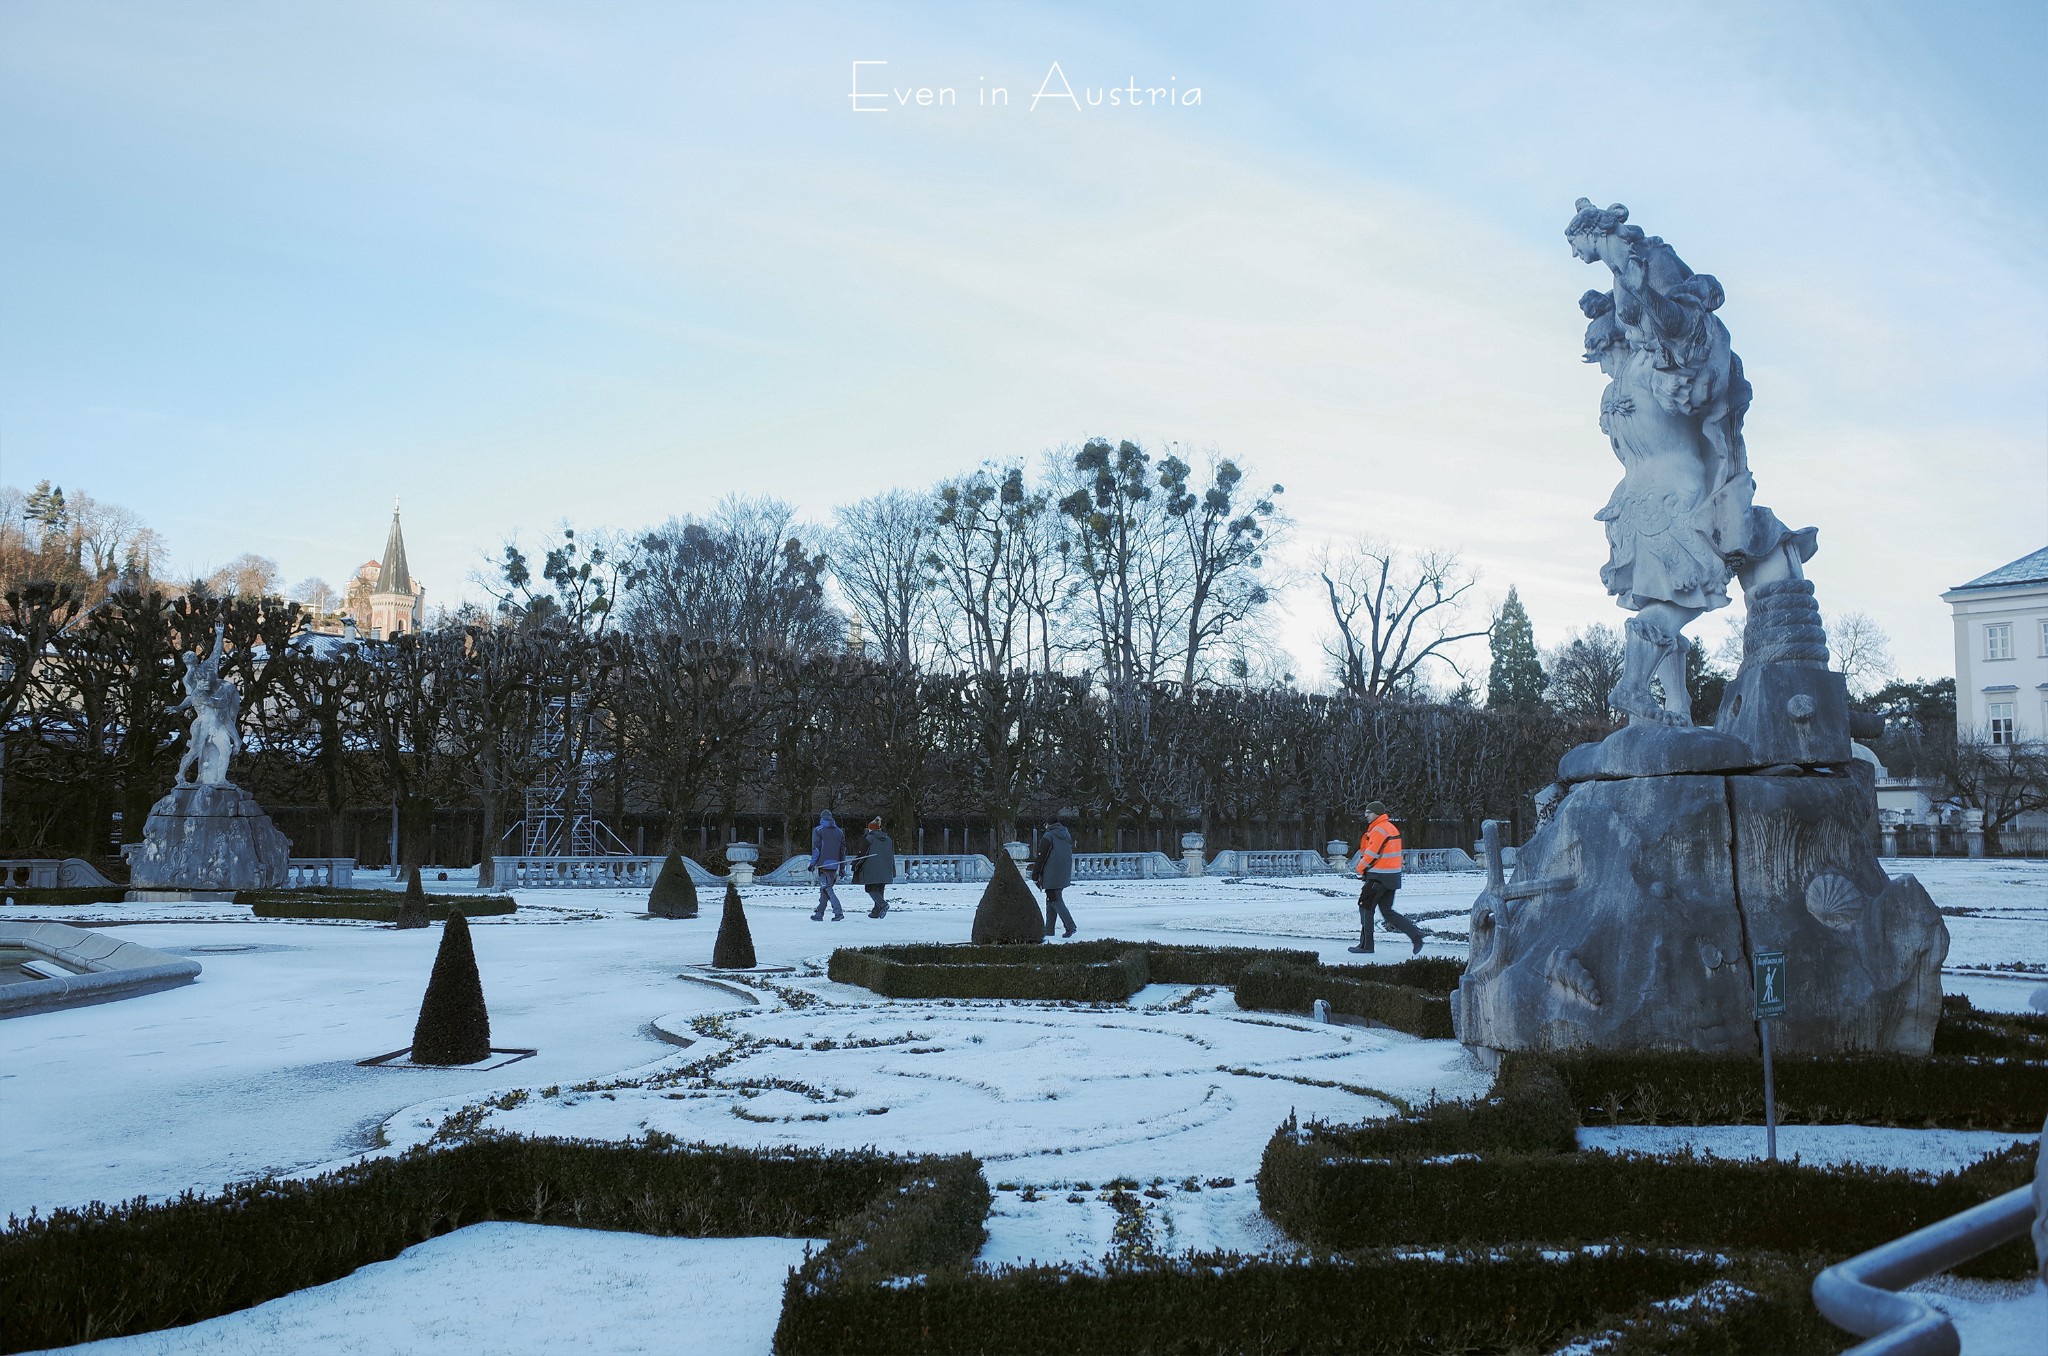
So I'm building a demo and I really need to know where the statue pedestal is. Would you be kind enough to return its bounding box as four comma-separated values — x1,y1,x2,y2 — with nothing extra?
1457,721,1947,1058
124,784,291,892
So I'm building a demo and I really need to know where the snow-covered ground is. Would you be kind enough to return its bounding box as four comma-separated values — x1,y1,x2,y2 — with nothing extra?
1575,1125,2037,1176
5,857,2043,1354
55,1225,815,1356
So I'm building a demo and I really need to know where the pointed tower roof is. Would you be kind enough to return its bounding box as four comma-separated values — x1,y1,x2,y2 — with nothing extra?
377,500,413,595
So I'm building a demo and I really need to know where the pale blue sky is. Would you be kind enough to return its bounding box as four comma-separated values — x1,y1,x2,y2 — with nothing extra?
2,0,2042,681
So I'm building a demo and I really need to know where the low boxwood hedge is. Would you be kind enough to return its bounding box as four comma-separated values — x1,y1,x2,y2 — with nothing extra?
827,942,1321,1003
243,893,516,922
0,1134,940,1353
779,1243,1739,1356
1931,993,2048,1060
1234,961,1456,1038
1535,1043,2048,1132
1,886,130,906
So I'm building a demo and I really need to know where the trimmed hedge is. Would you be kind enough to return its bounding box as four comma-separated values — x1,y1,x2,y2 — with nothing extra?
0,887,129,906
827,942,1323,1003
1535,1046,2048,1132
1234,961,1455,1038
779,1244,1730,1356
1260,1132,2036,1278
0,1135,939,1353
1299,1057,1579,1160
830,942,1150,1002
246,896,516,922
1932,993,2048,1060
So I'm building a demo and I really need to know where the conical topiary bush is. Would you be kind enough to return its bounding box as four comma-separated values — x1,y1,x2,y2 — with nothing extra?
711,881,756,969
971,850,1045,945
395,865,430,930
411,910,491,1065
648,849,699,918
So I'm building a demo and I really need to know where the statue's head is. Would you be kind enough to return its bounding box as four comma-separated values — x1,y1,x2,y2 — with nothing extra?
1566,199,1641,261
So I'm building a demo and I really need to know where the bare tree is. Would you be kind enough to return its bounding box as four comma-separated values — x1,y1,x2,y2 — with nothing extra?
205,553,282,599
1545,624,1627,725
628,497,839,656
291,577,340,617
1160,448,1283,689
829,489,934,667
1318,539,1487,699
1827,610,1896,699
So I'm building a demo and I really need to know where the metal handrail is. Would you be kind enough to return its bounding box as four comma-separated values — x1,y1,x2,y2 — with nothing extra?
1812,1184,2035,1355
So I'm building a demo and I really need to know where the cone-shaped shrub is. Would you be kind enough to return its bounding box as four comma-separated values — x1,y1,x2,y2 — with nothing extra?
394,865,430,930
711,882,756,969
410,911,492,1065
648,849,699,918
971,850,1045,945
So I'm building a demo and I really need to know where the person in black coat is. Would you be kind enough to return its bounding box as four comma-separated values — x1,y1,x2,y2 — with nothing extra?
854,817,897,918
1030,822,1076,938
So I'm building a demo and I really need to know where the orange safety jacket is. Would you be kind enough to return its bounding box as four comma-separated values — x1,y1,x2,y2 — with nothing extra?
1356,815,1403,876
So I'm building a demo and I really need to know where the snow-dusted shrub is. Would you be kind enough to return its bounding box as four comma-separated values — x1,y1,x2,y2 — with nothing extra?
394,866,430,930
1257,1114,2037,1276
1542,1043,2047,1132
778,1243,1730,1356
246,895,515,922
830,941,1149,1002
1931,993,2048,1059
0,1136,945,1352
647,849,698,919
711,881,755,969
969,850,1044,945
410,911,491,1065
1234,961,1455,1038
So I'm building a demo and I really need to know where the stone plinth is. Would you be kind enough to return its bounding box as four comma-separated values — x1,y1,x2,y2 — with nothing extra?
1457,761,1947,1057
125,784,290,891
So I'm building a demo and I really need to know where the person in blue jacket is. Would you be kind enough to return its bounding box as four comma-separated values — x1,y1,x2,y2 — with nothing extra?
810,810,846,921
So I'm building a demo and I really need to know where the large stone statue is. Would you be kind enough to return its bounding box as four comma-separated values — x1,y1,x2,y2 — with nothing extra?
172,624,242,786
1454,201,1947,1059
125,624,289,896
1566,199,1816,726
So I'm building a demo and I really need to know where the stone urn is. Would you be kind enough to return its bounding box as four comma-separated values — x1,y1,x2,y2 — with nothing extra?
1180,832,1205,878
725,841,759,887
1326,839,1351,871
1003,841,1031,867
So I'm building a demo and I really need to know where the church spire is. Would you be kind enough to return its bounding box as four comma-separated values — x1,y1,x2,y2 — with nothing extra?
378,498,413,596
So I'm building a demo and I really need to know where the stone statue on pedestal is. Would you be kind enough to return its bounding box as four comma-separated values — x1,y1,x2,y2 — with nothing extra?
124,624,290,895
1453,202,1948,1059
172,624,242,786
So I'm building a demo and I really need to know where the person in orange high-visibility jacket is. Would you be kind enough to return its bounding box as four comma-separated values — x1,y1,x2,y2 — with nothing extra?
1350,800,1425,955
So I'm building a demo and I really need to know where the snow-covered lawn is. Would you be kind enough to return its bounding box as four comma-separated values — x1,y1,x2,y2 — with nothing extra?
4,857,2042,1354
1574,1125,2037,1177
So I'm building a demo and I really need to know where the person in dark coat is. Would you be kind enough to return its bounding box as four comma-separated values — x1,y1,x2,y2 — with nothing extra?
810,810,846,921
854,817,897,918
1030,821,1077,938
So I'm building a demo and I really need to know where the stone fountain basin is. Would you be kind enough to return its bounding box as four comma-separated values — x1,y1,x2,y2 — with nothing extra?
0,921,200,1016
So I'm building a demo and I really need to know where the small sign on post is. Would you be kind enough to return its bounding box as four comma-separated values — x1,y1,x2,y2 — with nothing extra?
1753,949,1787,1161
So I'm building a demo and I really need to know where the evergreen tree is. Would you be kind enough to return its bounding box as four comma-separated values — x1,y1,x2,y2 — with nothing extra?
1685,638,1730,725
1486,587,1547,711
647,849,699,918
970,850,1045,945
711,881,756,969
395,865,431,930
411,911,491,1065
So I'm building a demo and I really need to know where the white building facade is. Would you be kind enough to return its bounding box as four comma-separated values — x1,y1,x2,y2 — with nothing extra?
1942,545,2048,747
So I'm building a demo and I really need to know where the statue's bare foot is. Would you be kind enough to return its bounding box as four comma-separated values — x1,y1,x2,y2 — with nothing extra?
1614,683,1690,728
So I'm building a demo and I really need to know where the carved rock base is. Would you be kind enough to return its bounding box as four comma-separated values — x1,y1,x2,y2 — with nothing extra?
1457,769,1947,1056
126,784,291,891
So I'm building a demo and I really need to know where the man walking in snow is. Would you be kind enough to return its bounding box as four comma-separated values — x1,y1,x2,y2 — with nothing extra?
1031,821,1077,938
810,810,847,921
854,817,896,918
1351,800,1424,954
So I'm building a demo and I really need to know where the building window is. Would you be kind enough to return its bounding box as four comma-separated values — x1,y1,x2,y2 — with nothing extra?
1985,623,2012,660
2039,618,2048,656
1988,701,2015,745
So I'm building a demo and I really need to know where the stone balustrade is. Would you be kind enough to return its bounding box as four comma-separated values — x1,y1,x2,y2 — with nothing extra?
491,856,665,889
0,858,115,890
284,858,355,889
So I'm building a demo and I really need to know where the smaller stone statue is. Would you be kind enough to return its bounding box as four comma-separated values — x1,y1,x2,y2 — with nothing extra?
171,624,242,787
